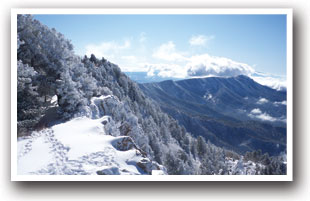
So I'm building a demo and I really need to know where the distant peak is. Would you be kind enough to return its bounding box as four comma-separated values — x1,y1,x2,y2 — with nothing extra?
236,74,251,79
235,74,255,82
160,79,175,84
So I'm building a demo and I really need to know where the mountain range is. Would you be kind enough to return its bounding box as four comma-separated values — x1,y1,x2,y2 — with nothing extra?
139,75,287,156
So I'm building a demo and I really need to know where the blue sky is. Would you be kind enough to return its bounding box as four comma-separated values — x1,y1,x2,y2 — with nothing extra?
34,14,287,81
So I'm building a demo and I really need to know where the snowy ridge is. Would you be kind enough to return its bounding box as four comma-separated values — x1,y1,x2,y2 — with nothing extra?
17,115,166,175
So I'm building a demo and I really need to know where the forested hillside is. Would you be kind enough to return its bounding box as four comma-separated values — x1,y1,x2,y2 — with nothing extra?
139,76,287,156
16,14,286,175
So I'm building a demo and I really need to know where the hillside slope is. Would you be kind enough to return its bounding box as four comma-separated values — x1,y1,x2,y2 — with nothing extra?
139,76,287,155
18,112,166,175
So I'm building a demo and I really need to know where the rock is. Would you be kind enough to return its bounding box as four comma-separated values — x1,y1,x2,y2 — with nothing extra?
136,158,167,175
112,136,136,151
111,136,167,175
119,122,132,136
96,167,120,175
137,158,153,174
101,120,108,125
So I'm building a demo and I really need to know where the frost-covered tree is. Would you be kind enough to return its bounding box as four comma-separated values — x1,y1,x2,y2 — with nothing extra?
17,60,41,135
18,15,74,75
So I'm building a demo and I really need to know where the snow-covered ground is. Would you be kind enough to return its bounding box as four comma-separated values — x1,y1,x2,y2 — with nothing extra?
17,116,166,175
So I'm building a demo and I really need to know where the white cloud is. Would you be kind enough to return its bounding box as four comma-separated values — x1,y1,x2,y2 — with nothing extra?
250,108,262,114
138,39,259,79
150,42,286,90
152,41,187,61
144,63,188,78
254,113,278,122
85,40,131,59
250,73,286,91
186,54,255,77
189,35,214,46
249,108,275,121
146,51,255,79
274,101,287,105
84,37,287,91
257,98,269,104
249,108,285,122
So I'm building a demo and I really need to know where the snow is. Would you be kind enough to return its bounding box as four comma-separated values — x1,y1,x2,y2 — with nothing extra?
151,170,166,175
18,135,53,174
89,95,114,119
52,117,108,160
17,115,165,175
251,74,286,91
203,93,215,102
50,95,58,105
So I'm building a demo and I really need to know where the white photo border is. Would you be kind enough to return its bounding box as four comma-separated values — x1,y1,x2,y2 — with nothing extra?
11,8,293,181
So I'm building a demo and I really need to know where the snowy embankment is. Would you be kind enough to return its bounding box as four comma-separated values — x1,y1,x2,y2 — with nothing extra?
17,96,166,175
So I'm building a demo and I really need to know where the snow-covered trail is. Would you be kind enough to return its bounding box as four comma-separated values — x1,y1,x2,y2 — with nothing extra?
17,116,166,175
